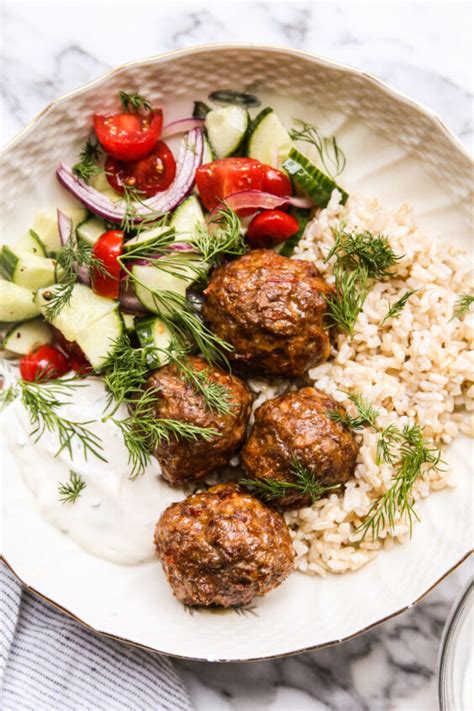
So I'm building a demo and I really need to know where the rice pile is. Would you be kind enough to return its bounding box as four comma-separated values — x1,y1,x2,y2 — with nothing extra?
249,192,474,577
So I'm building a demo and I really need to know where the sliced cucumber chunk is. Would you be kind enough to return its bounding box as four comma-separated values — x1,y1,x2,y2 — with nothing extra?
135,316,173,368
76,216,106,247
0,281,40,322
169,196,205,242
132,262,197,316
247,108,293,168
202,134,216,163
282,147,348,208
205,105,249,158
3,318,53,355
16,230,47,256
36,283,118,341
124,225,175,252
122,312,136,334
32,208,87,255
90,172,121,202
75,309,124,370
0,246,58,289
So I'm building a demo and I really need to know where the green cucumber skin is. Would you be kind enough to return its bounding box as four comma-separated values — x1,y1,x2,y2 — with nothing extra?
243,106,273,156
0,246,18,281
193,101,211,119
283,148,349,208
279,208,311,257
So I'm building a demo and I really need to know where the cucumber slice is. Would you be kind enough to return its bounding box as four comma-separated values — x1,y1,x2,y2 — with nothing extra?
193,101,211,119
132,263,197,316
32,208,87,255
124,225,175,252
282,147,349,208
75,309,124,370
0,281,40,322
135,316,173,367
36,283,118,341
3,318,53,355
202,134,216,163
90,172,121,202
122,312,136,334
76,216,106,247
169,196,205,241
205,105,249,158
247,108,293,168
16,230,47,256
0,246,58,289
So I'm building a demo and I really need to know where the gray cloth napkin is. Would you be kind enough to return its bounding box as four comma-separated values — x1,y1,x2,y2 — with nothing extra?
0,564,192,711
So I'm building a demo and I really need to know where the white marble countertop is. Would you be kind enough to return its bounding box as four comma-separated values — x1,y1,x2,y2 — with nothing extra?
1,1,472,709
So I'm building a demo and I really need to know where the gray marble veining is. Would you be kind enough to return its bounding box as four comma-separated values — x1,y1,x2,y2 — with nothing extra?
1,2,472,709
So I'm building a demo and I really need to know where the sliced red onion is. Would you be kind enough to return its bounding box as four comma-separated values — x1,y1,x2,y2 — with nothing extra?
57,209,91,284
210,190,313,218
119,282,147,315
161,117,205,140
56,128,204,225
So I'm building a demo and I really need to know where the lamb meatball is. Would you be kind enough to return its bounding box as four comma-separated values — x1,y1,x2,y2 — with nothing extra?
241,387,359,509
154,483,294,607
145,356,251,485
202,249,333,376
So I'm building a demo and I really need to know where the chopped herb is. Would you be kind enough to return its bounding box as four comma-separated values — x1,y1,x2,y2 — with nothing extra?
326,229,402,280
190,206,246,265
0,378,105,462
58,470,86,504
325,265,369,336
119,90,153,113
72,136,102,183
242,457,340,504
328,392,380,430
289,119,346,177
380,289,420,325
452,293,474,320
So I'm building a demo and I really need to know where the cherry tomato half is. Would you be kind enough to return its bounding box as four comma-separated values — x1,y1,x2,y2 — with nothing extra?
20,345,70,382
196,158,264,211
94,109,163,161
246,209,300,249
91,230,124,299
261,166,292,197
105,141,177,197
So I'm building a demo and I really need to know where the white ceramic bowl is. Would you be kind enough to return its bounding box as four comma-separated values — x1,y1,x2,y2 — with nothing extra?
1,45,472,662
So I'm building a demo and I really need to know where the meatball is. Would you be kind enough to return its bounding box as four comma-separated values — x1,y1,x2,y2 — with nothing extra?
145,356,251,485
202,249,333,376
241,387,359,509
154,483,294,607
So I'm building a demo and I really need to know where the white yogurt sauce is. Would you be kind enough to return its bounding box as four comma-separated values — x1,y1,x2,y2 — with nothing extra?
3,378,185,565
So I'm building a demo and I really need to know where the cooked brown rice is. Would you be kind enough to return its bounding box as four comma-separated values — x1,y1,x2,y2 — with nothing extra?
248,191,474,576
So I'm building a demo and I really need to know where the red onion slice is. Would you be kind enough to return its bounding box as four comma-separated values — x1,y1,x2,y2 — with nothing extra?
161,117,205,140
56,128,204,225
209,190,313,219
119,281,147,315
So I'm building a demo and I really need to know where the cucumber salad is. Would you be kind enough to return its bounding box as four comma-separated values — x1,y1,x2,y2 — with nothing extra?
0,89,348,563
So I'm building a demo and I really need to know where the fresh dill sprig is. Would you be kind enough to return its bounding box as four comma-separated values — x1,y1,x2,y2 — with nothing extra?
327,392,380,430
190,206,246,265
72,136,102,183
289,119,346,177
326,229,402,280
325,265,369,336
242,457,340,504
112,386,219,479
380,289,420,325
358,423,442,540
452,293,474,320
100,334,154,415
0,378,105,461
58,470,86,504
119,90,153,113
42,228,108,320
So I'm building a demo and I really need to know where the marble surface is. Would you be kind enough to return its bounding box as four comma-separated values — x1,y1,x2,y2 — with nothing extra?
1,1,472,709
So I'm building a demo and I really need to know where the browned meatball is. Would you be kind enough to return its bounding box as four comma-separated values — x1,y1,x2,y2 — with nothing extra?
154,483,294,607
202,249,333,377
145,356,251,485
241,388,359,509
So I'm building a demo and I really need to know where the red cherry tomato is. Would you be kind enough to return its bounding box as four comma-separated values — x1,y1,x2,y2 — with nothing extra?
91,230,124,299
93,110,163,161
70,354,93,376
261,166,292,197
20,345,70,382
105,141,177,197
196,158,292,211
246,209,300,249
